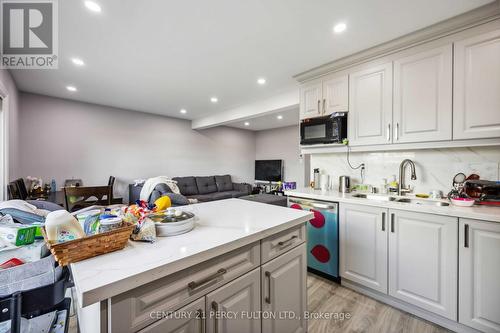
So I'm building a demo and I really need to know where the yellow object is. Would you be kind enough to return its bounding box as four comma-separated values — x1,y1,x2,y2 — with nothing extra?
416,193,430,198
155,196,172,211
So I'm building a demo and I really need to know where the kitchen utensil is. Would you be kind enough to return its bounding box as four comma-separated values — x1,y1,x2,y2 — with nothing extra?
451,197,475,207
339,176,351,193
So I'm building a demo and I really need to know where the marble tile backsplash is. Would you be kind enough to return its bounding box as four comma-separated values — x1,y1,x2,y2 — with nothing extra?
310,147,500,195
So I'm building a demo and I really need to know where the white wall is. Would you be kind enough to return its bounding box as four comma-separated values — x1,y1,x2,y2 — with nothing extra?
255,125,304,186
0,69,20,182
18,93,256,200
311,147,500,194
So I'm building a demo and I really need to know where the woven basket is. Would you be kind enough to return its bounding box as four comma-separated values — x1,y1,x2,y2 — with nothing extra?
42,223,135,266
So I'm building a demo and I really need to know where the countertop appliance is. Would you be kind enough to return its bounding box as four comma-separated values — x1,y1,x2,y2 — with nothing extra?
288,197,339,280
300,113,347,145
339,175,351,193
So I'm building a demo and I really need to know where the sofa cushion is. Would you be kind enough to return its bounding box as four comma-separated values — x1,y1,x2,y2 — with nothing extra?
188,192,232,202
195,176,217,194
172,177,198,196
224,190,248,198
215,175,233,192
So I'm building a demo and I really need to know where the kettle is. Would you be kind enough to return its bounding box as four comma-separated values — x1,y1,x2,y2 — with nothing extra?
339,176,351,193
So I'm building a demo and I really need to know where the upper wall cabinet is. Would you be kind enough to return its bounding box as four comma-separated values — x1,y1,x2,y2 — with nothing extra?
454,29,500,140
322,74,349,115
299,73,348,120
393,44,453,143
299,80,322,119
348,62,393,146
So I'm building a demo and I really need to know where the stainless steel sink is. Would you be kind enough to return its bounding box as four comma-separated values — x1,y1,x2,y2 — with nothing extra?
396,198,450,206
351,193,450,206
352,194,397,201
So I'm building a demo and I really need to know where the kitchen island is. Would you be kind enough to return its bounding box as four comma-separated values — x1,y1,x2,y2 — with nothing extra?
71,198,313,333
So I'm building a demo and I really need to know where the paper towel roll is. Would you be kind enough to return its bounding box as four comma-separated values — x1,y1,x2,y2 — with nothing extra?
320,174,330,191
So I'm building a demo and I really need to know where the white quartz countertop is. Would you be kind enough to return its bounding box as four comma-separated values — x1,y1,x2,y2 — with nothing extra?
285,188,500,223
71,198,312,307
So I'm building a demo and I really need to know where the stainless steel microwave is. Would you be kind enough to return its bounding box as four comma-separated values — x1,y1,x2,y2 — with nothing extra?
300,113,348,145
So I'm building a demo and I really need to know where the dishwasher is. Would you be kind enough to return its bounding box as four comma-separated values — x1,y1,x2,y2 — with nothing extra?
288,196,339,281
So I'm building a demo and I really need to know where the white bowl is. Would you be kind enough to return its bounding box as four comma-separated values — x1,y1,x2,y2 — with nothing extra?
451,198,475,207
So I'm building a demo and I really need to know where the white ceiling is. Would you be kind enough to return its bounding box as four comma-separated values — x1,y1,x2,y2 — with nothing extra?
10,0,493,121
227,107,299,131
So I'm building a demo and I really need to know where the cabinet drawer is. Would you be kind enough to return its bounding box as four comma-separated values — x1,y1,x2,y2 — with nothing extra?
111,242,260,333
261,224,306,264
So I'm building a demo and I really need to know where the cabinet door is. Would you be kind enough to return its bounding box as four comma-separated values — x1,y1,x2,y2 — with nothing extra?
322,74,349,115
339,203,388,293
206,268,261,333
138,297,205,333
348,63,393,146
454,29,500,139
300,80,322,119
388,210,457,320
459,219,500,333
262,244,307,333
393,44,452,143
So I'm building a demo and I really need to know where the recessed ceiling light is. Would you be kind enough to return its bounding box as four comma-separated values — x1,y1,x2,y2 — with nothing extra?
84,1,101,12
71,58,85,66
257,78,266,85
180,109,187,114
244,122,250,126
277,115,283,120
333,22,347,34
210,97,218,103
66,86,77,92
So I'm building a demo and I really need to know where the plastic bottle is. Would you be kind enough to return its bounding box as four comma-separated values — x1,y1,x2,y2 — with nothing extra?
45,210,86,243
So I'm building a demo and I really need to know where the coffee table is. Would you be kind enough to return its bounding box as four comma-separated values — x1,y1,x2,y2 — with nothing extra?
239,193,287,207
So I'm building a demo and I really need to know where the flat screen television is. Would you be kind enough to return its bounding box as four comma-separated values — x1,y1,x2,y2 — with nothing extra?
255,159,283,182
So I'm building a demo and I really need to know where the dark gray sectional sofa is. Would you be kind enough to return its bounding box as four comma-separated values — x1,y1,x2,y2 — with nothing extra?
129,175,251,204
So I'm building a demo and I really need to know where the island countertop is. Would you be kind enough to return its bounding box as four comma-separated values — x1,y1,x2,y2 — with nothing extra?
71,198,313,307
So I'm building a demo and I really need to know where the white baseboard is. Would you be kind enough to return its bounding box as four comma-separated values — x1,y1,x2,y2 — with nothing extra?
341,279,482,333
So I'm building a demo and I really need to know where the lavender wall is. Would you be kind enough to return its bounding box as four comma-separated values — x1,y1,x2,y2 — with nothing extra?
18,93,256,200
0,69,20,181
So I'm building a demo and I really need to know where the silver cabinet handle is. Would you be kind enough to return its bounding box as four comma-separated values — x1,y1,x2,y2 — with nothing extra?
188,268,227,290
395,123,399,141
322,99,326,114
197,309,205,333
288,198,337,209
387,124,391,142
265,271,272,304
382,212,386,231
278,235,298,247
211,301,218,333
317,100,321,114
390,213,395,233
464,224,469,248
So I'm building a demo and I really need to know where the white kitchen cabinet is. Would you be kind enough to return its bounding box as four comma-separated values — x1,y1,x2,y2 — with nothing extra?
388,210,457,320
299,80,322,119
206,268,261,333
454,29,500,140
262,243,307,333
459,219,500,333
339,203,388,293
138,297,205,333
322,73,349,115
393,44,453,143
348,62,393,146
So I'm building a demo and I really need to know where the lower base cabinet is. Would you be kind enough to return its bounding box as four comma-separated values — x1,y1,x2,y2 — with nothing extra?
138,297,205,333
206,268,261,333
261,243,307,333
459,219,500,333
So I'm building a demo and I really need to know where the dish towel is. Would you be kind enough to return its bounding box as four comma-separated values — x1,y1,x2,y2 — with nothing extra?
139,176,180,201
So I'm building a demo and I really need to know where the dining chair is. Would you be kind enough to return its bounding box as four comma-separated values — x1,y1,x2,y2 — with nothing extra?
63,185,112,212
14,179,28,200
7,183,21,200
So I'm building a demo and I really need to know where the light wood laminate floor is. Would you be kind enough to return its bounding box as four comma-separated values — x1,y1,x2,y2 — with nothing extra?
308,273,451,333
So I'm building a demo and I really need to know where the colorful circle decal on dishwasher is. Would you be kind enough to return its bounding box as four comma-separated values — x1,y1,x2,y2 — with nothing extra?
309,209,325,228
290,204,302,210
311,244,330,263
